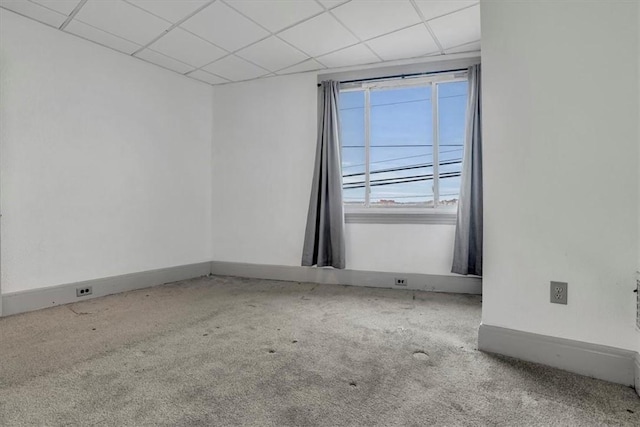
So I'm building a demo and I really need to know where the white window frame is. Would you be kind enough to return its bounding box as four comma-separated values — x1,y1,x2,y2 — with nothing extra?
340,72,467,225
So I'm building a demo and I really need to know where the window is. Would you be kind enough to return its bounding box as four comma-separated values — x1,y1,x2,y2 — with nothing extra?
340,72,468,213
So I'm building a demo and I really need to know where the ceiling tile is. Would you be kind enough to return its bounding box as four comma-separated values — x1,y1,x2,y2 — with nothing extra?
0,0,67,27
74,0,170,45
135,48,195,74
236,36,307,72
227,0,322,33
367,24,439,61
316,43,379,69
181,1,269,52
331,0,421,41
31,0,82,16
414,0,478,21
203,55,269,82
148,27,226,68
64,19,141,54
279,13,357,57
428,4,480,49
187,70,229,85
444,40,481,54
126,0,209,23
276,59,324,75
318,0,348,9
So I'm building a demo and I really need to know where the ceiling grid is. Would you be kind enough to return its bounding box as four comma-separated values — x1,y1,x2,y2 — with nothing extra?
0,0,480,86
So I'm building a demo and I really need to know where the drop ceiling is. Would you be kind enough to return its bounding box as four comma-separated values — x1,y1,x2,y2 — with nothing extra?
0,0,481,86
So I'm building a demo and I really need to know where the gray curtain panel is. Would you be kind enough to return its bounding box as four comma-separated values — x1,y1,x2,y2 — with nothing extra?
302,80,346,269
452,64,483,276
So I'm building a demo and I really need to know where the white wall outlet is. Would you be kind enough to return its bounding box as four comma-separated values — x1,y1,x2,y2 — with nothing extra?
395,278,407,286
635,274,639,329
76,286,93,297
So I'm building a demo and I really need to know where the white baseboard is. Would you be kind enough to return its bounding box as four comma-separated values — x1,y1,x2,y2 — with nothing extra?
209,261,482,294
1,261,479,317
1,262,211,317
478,323,638,387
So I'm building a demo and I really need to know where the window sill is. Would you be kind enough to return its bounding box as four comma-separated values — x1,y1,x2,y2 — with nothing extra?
344,207,457,225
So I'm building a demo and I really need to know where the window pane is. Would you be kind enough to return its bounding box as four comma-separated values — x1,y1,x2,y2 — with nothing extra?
369,86,433,206
340,90,365,205
437,81,467,207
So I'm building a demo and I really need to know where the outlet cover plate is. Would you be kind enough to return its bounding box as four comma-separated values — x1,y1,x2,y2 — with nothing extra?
636,271,640,330
76,286,93,297
550,281,567,305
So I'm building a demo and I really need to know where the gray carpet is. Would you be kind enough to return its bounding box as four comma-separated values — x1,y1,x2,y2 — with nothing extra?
0,275,638,426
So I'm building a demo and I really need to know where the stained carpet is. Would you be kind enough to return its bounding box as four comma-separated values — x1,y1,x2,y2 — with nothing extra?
0,275,638,426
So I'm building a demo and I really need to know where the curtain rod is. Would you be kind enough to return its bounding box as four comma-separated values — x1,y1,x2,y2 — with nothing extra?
316,67,468,87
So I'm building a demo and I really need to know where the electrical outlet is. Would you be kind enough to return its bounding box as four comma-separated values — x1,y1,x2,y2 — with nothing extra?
76,286,93,297
550,281,567,305
395,278,407,286
635,271,640,329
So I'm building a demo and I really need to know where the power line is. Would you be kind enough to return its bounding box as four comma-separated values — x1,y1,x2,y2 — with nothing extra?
343,153,429,170
344,171,461,189
343,162,460,180
339,93,467,112
343,144,432,148
343,159,462,178
369,144,463,147
342,148,463,170
343,144,463,148
373,93,466,108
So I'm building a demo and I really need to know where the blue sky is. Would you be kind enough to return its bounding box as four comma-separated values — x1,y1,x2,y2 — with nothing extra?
340,81,467,206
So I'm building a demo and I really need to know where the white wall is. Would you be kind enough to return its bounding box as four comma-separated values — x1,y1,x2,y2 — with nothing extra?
481,1,639,351
346,224,455,276
211,73,458,276
0,10,213,294
211,73,316,267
